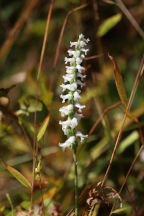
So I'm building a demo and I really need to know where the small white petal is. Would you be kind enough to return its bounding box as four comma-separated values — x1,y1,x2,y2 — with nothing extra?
60,93,72,103
70,41,78,47
68,50,80,57
63,73,75,82
59,117,78,134
77,72,86,80
73,91,81,101
81,48,89,55
76,57,83,65
66,66,76,73
77,80,85,88
85,38,90,43
79,34,84,39
79,41,87,47
65,57,75,64
75,103,86,112
74,113,83,121
59,136,76,151
76,65,85,72
59,104,74,117
60,83,77,92
76,131,88,142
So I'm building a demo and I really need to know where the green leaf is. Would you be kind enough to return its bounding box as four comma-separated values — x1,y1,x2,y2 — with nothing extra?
37,114,50,142
6,165,31,189
97,13,122,37
111,206,131,214
20,201,31,210
108,54,128,107
117,130,139,154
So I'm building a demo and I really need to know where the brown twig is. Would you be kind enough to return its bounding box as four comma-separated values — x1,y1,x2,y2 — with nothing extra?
115,0,144,39
102,55,144,186
85,54,103,61
37,0,54,80
0,0,39,65
31,0,54,210
53,3,88,68
91,0,104,71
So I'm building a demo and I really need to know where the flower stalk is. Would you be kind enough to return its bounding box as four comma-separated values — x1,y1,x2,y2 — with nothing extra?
59,34,89,215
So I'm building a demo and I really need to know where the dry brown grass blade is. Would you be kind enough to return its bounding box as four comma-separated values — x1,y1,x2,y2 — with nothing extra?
31,0,54,210
53,3,88,68
115,0,144,39
37,0,54,80
109,53,138,123
0,0,39,66
108,54,128,108
102,55,144,186
85,54,103,61
89,101,121,135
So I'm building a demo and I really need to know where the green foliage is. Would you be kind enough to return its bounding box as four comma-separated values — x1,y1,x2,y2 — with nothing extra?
37,114,50,142
111,206,132,214
6,164,31,189
97,13,122,37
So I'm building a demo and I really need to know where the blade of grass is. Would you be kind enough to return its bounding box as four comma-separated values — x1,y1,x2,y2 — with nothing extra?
53,3,88,68
109,54,139,123
0,0,38,66
0,158,31,189
31,0,54,210
108,54,128,107
37,0,54,80
37,114,50,142
85,54,103,61
115,0,144,39
6,193,14,216
102,55,144,186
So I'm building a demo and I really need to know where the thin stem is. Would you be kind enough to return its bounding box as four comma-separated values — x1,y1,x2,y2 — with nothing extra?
73,147,79,216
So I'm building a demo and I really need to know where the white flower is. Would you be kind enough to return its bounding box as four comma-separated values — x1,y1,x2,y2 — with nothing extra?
68,50,80,57
73,91,81,101
59,117,78,135
59,34,89,150
75,103,86,112
65,57,75,64
76,57,83,65
59,104,74,117
81,48,89,55
77,80,85,88
76,131,88,142
74,113,84,121
70,41,79,48
60,93,72,103
66,66,76,73
76,65,85,72
63,73,76,82
77,72,86,80
60,83,77,91
59,136,76,151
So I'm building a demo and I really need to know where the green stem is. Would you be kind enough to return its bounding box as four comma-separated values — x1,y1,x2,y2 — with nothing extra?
73,147,79,216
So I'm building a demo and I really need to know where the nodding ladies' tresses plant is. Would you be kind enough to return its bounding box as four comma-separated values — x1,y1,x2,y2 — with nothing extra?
59,34,89,216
